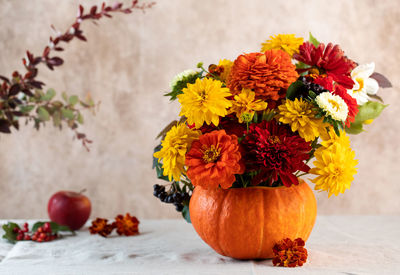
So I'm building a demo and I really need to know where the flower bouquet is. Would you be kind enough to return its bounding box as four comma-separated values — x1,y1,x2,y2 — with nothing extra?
153,33,390,264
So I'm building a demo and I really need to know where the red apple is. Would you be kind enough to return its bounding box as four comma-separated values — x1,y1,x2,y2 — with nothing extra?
48,190,91,230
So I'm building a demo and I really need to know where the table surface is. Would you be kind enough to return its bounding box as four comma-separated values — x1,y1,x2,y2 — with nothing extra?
0,216,399,275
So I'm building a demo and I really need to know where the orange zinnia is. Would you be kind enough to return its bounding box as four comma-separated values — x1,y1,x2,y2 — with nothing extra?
185,130,244,189
228,49,298,101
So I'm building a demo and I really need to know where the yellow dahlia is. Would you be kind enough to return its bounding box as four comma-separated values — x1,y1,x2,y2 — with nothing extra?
178,78,232,128
315,92,348,122
218,59,233,82
261,34,303,57
230,89,268,123
320,127,350,148
153,123,201,181
277,98,327,142
310,143,358,197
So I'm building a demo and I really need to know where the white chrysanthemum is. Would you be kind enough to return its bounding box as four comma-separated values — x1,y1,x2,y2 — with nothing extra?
347,62,379,105
169,69,198,90
315,92,348,122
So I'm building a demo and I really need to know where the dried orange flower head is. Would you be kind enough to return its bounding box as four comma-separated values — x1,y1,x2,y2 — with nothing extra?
272,238,308,267
89,218,114,237
114,213,140,236
228,49,298,101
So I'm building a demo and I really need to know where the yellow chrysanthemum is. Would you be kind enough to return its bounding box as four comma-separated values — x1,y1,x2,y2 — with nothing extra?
177,78,232,128
230,89,268,123
153,123,200,181
310,142,358,197
320,127,350,148
276,98,327,142
218,59,233,82
261,34,304,57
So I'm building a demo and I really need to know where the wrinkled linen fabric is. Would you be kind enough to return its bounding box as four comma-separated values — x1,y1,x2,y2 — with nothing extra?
0,217,399,274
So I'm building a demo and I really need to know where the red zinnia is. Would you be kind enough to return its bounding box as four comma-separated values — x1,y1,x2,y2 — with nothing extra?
185,130,244,189
242,121,311,187
313,75,334,92
294,42,356,89
273,238,308,267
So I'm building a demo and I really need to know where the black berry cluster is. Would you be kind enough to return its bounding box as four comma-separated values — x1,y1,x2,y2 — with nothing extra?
153,184,191,212
297,76,327,98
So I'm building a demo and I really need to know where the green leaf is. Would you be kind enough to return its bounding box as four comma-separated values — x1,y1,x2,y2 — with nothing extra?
165,72,199,101
308,90,317,99
19,105,35,113
61,108,75,120
32,221,73,234
153,144,162,169
37,106,50,121
309,32,320,47
69,95,79,106
286,81,304,100
295,62,310,70
41,88,56,101
77,113,84,124
181,205,191,223
62,92,69,103
153,144,170,181
253,111,258,123
2,222,20,244
53,111,61,127
353,101,387,124
155,165,170,181
346,101,387,135
345,122,364,134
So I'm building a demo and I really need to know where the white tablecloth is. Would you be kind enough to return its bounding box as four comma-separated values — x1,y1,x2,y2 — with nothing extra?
0,216,399,275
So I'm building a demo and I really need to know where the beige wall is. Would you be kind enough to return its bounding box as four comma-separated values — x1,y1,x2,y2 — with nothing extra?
0,0,399,219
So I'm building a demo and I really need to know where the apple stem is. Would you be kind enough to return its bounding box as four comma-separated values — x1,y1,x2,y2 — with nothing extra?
79,188,87,194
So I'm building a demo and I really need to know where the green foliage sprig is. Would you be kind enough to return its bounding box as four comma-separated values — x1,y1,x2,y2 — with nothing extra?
0,1,155,150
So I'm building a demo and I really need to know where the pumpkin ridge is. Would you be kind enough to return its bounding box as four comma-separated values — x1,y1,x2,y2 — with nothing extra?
294,182,304,237
216,189,229,256
257,189,265,258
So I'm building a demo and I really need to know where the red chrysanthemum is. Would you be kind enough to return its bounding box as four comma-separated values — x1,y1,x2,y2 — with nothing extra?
185,130,244,189
242,121,311,187
333,84,359,127
294,42,356,89
228,49,298,101
273,238,308,267
199,115,246,138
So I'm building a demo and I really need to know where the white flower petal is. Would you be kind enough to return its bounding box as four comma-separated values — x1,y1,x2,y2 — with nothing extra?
364,78,379,95
351,80,360,91
347,89,369,105
351,62,375,79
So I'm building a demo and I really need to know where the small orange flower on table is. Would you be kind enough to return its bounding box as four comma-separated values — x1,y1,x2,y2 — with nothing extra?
89,218,114,237
272,238,308,267
114,213,140,236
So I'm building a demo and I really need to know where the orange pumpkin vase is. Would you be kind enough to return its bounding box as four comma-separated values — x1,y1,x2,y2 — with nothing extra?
189,179,317,259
